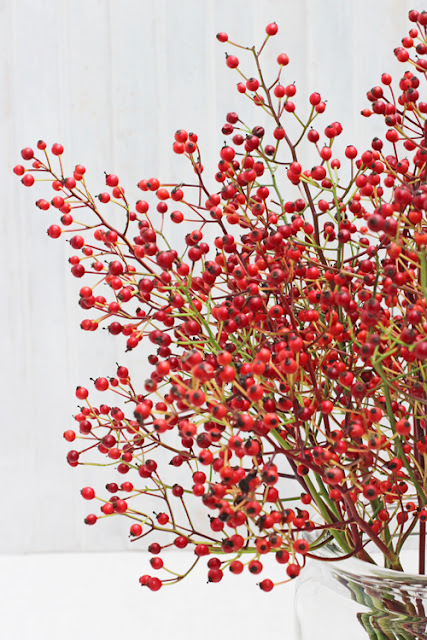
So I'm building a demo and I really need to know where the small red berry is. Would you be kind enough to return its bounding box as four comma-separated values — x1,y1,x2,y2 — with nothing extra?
208,568,223,583
265,22,278,36
76,386,89,400
229,560,244,574
81,487,95,500
130,524,143,537
36,199,50,210
248,560,263,574
414,342,427,360
174,129,188,143
21,147,34,160
106,174,119,187
47,224,61,238
51,143,64,155
309,92,321,105
345,145,358,159
147,577,162,591
277,53,289,66
259,579,274,591
21,174,35,187
226,55,239,69
286,564,300,579
321,400,334,414
94,377,109,391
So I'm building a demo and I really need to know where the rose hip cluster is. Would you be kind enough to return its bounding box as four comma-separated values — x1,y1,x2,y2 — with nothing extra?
14,11,427,590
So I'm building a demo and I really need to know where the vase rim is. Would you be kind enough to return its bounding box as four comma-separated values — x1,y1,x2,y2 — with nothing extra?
308,533,427,584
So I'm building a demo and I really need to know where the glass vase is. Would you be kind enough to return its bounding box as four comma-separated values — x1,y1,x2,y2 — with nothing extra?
295,547,427,640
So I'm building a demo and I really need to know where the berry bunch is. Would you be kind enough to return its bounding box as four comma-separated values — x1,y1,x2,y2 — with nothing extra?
14,11,427,591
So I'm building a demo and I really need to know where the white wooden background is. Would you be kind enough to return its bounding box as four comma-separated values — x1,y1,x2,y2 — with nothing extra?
2,0,416,555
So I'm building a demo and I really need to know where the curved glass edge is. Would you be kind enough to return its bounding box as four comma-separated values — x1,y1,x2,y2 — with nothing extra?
303,532,427,585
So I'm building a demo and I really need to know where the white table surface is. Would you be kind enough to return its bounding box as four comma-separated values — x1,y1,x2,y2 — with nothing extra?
0,552,296,639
